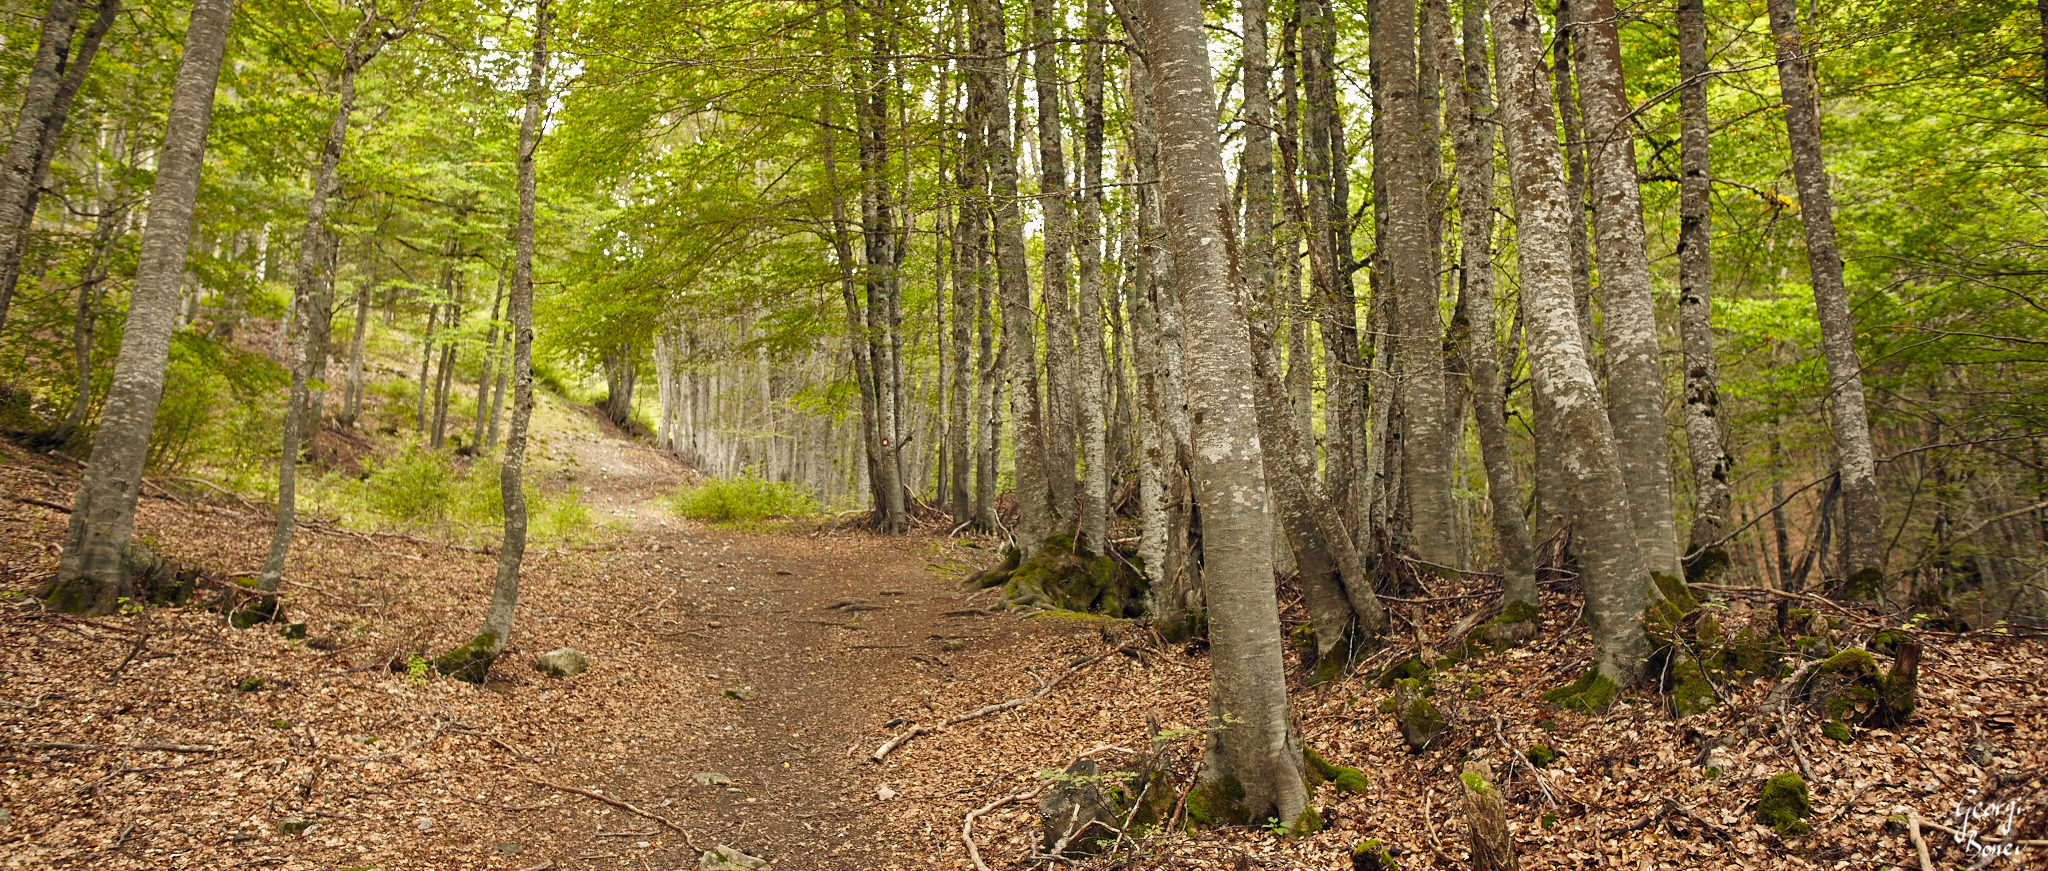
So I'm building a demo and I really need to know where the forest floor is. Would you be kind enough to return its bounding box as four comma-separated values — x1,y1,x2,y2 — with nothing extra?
2,395,2045,870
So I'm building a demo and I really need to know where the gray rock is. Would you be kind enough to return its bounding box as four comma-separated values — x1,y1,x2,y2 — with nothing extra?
534,648,590,677
698,844,769,870
691,771,733,786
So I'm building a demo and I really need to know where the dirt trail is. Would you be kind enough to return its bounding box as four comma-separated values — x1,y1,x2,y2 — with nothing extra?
0,401,1161,871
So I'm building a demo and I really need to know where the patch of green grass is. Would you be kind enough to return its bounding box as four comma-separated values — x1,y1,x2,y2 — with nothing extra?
304,438,591,543
668,472,821,523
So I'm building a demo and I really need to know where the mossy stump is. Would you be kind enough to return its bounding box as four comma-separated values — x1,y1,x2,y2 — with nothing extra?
1392,678,1446,752
1796,647,1914,727
1464,599,1540,652
1183,774,1249,828
1756,772,1813,836
1665,656,1720,719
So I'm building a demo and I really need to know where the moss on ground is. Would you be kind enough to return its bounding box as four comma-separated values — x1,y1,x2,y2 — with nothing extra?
1393,677,1446,752
1523,744,1557,768
1303,746,1368,794
1544,668,1621,715
1666,656,1720,718
1351,839,1400,870
1756,772,1813,836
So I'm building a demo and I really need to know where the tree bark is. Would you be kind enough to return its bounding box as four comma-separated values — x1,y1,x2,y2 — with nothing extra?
851,1,908,533
1376,0,1457,566
46,0,235,615
1075,0,1111,554
1142,0,1307,826
950,65,983,528
1676,0,1732,578
1301,0,1363,535
974,0,1051,555
1442,0,1535,612
0,0,85,338
1034,0,1080,526
443,0,547,680
472,272,504,445
1573,0,1680,583
1766,0,1884,594
1491,0,1648,686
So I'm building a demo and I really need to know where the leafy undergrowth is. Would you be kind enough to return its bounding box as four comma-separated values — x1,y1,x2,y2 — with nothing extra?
668,472,822,524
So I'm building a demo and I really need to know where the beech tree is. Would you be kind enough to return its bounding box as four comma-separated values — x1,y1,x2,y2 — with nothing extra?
1142,0,1307,827
42,0,237,615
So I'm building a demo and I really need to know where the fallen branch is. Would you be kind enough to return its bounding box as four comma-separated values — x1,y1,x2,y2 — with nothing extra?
1907,810,1935,871
873,641,1143,763
7,494,72,513
1776,661,1820,786
526,778,699,850
962,781,1052,871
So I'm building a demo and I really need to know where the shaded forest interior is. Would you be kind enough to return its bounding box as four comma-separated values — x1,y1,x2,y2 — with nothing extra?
0,0,2045,867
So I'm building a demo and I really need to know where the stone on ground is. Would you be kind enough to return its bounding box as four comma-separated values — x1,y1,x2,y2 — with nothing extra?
698,844,769,870
534,647,590,677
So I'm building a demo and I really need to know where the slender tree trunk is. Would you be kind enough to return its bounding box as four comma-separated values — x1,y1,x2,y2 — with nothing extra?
0,0,85,338
1552,0,1596,357
1075,0,1111,554
1142,0,1308,826
1301,0,1362,534
473,273,503,445
339,282,371,429
1573,0,1680,583
49,196,125,446
1676,0,1731,580
1376,0,1457,565
429,253,462,449
45,0,236,615
1442,0,1535,614
259,13,411,591
949,86,981,528
602,342,637,429
1492,0,1648,688
414,297,437,434
1278,17,1313,451
974,0,1051,555
1034,0,1080,527
441,0,547,680
1766,0,1884,595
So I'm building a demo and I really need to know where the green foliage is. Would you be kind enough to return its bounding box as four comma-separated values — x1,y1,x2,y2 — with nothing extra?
1523,744,1557,769
148,333,289,477
668,472,822,523
305,441,591,543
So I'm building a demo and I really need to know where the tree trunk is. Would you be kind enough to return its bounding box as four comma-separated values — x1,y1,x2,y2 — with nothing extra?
1491,0,1648,688
1075,0,1111,555
949,87,981,528
49,193,126,447
1766,0,1884,596
1375,0,1456,566
45,0,236,615
1573,0,1680,583
440,0,547,681
339,281,371,429
1442,0,1536,613
1301,0,1363,535
602,343,637,430
1142,0,1308,826
1676,0,1731,580
473,273,503,445
1552,0,1596,362
1034,0,1080,527
429,251,462,449
0,0,85,338
973,0,1050,555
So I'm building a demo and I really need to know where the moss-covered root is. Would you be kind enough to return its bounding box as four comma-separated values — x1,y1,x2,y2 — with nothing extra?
41,574,120,616
1756,772,1813,836
1182,774,1249,828
1543,667,1622,715
1351,839,1400,871
432,632,502,684
1797,648,1880,724
1303,746,1368,795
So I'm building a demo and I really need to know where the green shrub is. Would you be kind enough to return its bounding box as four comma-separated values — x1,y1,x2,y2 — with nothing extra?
306,440,590,543
669,473,820,522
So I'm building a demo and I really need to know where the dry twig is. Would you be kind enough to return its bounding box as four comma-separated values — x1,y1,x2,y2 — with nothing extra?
526,778,699,850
